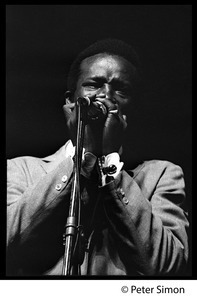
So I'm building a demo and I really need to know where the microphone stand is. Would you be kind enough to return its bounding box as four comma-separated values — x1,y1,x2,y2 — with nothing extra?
62,99,87,276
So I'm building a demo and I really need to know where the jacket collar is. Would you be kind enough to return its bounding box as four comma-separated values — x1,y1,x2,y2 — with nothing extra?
38,139,144,177
39,140,74,173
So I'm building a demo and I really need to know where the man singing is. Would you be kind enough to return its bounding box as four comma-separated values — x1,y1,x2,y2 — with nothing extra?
7,39,189,276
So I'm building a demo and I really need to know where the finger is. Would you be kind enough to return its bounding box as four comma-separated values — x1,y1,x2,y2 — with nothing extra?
105,111,127,129
63,103,75,112
122,114,127,122
96,98,118,112
62,103,76,122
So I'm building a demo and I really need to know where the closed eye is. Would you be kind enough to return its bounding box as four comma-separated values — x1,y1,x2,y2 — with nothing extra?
82,82,102,89
116,90,127,97
82,77,105,86
115,86,131,97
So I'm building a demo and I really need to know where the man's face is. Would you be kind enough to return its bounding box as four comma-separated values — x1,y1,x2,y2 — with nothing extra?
73,53,135,114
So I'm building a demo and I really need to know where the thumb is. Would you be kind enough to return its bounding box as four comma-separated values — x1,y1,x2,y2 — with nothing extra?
62,103,75,122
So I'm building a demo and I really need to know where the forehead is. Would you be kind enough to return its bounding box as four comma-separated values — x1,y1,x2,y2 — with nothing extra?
79,53,135,79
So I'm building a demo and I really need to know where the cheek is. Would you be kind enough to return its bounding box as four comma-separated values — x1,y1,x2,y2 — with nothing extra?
73,87,86,100
78,87,98,99
117,98,132,115
117,97,131,107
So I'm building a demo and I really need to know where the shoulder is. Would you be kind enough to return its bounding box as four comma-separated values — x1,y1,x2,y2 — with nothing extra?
7,156,43,171
132,160,184,188
7,156,46,183
130,159,185,196
7,142,72,179
132,159,183,178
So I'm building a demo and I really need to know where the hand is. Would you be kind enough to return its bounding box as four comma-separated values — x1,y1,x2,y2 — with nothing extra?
63,101,77,146
102,109,127,156
63,102,104,155
63,102,127,156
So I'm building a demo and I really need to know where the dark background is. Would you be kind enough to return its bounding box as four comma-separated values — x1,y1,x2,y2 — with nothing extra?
6,5,192,276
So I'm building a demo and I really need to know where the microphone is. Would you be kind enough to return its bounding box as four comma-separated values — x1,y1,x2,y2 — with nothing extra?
77,97,107,121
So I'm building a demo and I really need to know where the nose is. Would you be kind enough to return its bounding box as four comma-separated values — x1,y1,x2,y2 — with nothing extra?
96,84,116,103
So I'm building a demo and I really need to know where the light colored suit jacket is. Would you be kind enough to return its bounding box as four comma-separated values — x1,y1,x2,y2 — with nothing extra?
7,141,189,276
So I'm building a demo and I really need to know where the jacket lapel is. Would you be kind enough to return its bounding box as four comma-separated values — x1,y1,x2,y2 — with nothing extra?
39,140,73,174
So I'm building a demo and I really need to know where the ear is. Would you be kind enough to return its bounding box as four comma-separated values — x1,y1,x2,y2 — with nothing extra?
64,90,73,104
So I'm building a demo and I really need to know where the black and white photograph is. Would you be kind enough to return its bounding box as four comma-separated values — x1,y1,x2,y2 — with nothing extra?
5,3,193,297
